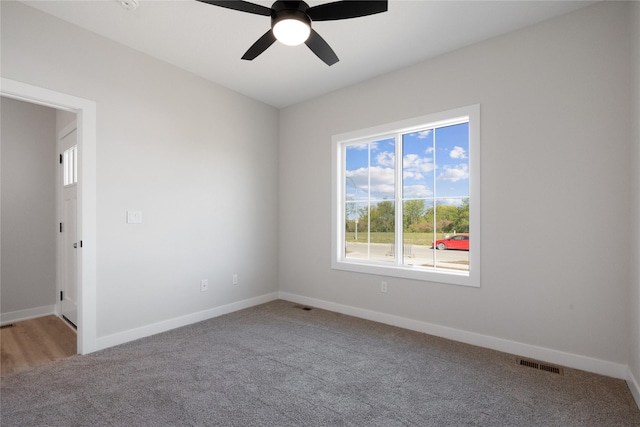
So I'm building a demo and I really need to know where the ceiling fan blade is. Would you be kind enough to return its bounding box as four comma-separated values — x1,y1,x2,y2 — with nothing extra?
196,0,272,16
305,29,339,66
307,0,388,21
242,29,277,60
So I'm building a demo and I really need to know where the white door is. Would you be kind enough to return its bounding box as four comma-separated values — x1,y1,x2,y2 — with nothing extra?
60,126,78,327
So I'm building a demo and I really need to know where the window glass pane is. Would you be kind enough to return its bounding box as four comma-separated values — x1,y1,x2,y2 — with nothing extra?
63,145,78,186
369,200,395,264
345,138,395,264
345,145,368,201
433,199,469,271
345,139,396,195
402,129,434,199
345,202,369,261
402,199,433,267
402,128,435,268
345,138,395,200
434,123,469,199
401,122,470,272
369,138,395,200
63,150,70,186
72,146,78,184
368,138,395,263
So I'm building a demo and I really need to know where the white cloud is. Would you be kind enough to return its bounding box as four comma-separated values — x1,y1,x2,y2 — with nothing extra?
345,168,367,187
346,166,395,199
403,185,433,198
450,146,467,159
376,151,394,167
403,170,424,181
348,141,378,151
417,130,432,139
403,154,434,173
438,164,469,182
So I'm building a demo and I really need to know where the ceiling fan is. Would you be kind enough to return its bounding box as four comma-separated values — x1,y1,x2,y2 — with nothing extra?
197,1,388,66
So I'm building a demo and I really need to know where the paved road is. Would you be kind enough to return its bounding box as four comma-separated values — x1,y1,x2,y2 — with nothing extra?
345,242,469,271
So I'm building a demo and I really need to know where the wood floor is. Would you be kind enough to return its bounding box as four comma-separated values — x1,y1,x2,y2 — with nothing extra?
1,315,77,377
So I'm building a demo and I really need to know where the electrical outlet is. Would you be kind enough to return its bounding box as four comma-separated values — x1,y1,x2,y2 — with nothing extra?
381,281,388,293
200,279,209,292
232,274,238,285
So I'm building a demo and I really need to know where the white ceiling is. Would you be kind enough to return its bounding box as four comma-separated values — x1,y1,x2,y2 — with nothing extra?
22,0,595,108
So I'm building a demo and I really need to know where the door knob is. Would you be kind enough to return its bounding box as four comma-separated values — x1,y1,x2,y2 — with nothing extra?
73,242,77,248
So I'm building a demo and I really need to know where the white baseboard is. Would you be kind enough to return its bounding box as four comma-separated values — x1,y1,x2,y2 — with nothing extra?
95,292,279,352
1,305,57,325
628,367,640,410
278,292,628,380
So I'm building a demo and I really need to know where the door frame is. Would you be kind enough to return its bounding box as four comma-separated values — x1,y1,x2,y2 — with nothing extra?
1,77,97,354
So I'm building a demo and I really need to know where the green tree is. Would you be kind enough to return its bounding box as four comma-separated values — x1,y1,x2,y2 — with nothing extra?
370,201,395,232
453,199,469,233
403,199,425,231
424,205,460,233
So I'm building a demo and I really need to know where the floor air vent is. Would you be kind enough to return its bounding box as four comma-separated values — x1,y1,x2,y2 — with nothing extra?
517,357,564,375
293,304,313,311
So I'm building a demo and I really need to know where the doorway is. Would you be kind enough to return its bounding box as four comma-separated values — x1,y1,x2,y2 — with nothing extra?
1,78,97,354
59,122,79,328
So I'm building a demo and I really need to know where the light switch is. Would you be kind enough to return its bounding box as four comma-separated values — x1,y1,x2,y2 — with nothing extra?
127,211,142,224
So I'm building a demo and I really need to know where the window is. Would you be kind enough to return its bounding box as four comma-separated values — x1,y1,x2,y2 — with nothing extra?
332,105,480,287
63,145,78,186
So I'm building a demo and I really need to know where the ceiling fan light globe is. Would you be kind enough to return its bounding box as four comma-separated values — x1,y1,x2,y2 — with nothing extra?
273,19,311,46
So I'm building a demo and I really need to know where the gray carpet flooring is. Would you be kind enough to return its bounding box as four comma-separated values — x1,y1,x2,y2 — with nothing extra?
1,300,639,426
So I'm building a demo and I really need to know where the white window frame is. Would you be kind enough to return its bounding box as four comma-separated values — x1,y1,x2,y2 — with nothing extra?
331,105,480,287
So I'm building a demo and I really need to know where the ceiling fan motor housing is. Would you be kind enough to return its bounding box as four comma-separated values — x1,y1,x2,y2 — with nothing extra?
271,1,312,29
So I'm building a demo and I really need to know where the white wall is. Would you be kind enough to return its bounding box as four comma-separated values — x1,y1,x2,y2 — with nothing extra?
629,0,640,403
1,1,280,340
279,2,633,376
1,98,57,315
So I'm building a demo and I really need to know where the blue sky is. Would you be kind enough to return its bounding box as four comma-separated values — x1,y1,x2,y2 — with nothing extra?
345,122,469,205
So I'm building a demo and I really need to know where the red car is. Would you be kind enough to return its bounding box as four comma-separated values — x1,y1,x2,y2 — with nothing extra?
431,234,469,250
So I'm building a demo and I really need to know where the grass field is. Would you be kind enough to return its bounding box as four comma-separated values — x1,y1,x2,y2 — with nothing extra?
345,232,453,246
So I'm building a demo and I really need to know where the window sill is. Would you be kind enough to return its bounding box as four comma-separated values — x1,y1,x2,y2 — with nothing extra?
332,258,479,288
